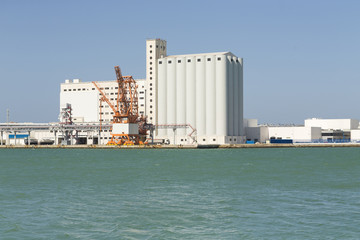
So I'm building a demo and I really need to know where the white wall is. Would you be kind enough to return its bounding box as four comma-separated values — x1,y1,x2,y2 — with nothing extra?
60,91,99,122
156,52,244,145
268,126,322,141
60,78,145,124
305,118,359,130
351,129,360,141
245,126,269,143
244,119,258,128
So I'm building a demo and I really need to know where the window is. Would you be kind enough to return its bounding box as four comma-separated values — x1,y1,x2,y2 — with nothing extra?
236,59,239,63
92,88,95,90
213,139,216,141
178,60,181,63
150,62,152,65
159,61,162,64
150,50,152,53
141,104,144,106
187,59,191,62
140,97,144,99
150,99,153,102
115,87,118,89
64,89,67,91
150,77,152,80
156,45,158,48
231,59,234,62
150,88,152,90
217,57,221,61
68,89,71,91
150,93,152,96
78,89,81,91
150,57,152,59
150,111,153,114
105,87,109,90
150,117,153,120
168,60,172,64
197,59,201,62
150,45,152,48
82,88,85,90
203,139,206,141
150,105,152,108
150,72,152,75
139,91,144,94
150,67,152,70
150,83,152,86
73,89,76,91
207,58,211,61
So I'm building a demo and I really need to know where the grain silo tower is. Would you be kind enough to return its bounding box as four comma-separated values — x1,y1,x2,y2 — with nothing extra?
146,39,244,145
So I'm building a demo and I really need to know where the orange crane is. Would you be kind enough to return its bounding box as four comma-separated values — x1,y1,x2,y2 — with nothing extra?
92,66,146,145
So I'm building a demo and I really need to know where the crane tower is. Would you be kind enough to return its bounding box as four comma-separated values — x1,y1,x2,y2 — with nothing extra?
93,66,145,145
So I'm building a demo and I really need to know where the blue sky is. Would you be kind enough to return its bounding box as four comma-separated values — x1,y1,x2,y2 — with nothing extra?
1,0,359,124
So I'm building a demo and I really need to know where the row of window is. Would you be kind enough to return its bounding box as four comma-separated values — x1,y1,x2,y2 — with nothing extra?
64,88,92,92
63,87,121,92
149,44,165,50
159,58,240,64
148,51,154,121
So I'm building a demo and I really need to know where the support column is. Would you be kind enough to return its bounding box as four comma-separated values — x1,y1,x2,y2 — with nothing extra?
54,130,57,145
28,131,31,146
173,128,176,145
98,130,101,145
0,131,3,146
14,131,17,146
6,132,10,145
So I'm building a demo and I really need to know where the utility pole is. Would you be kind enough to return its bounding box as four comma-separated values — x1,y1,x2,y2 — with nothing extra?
6,109,9,123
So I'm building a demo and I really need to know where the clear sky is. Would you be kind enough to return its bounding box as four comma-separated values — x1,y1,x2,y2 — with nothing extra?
1,0,359,124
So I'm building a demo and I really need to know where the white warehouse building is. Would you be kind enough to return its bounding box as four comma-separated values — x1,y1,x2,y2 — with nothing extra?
60,79,146,123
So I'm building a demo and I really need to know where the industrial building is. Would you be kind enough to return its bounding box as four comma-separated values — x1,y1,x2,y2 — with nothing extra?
6,39,360,146
0,38,245,146
245,118,360,143
57,38,245,145
60,78,146,123
145,39,244,144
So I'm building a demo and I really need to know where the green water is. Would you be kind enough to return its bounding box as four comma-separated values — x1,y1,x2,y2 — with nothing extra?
0,148,359,239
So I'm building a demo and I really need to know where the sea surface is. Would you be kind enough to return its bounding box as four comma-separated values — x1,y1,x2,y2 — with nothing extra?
0,148,359,239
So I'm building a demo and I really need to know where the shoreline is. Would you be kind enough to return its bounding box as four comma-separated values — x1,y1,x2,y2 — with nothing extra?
1,143,360,149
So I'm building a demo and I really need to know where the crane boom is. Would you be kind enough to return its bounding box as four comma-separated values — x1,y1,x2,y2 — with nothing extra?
92,81,119,120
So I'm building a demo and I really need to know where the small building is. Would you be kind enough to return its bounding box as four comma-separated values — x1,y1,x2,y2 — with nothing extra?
268,126,322,143
305,118,359,130
350,129,360,142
